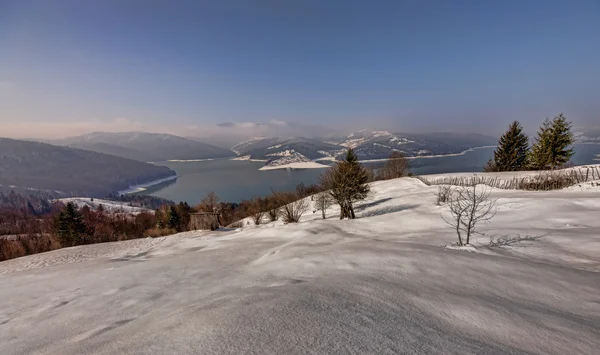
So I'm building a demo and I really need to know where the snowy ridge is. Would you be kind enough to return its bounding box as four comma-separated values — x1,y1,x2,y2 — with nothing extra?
58,198,153,214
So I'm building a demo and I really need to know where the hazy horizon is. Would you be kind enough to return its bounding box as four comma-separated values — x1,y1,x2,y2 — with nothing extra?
2,1,599,139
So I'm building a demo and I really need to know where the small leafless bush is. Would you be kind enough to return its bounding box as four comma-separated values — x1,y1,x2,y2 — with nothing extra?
442,185,497,246
435,185,452,205
379,151,409,180
313,192,333,219
278,192,310,223
145,227,177,238
251,211,265,225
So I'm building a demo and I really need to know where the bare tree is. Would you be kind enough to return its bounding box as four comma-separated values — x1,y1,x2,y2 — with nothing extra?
198,191,220,213
435,185,452,205
313,192,333,219
266,191,281,221
277,192,309,223
249,197,266,226
442,185,497,246
380,151,409,180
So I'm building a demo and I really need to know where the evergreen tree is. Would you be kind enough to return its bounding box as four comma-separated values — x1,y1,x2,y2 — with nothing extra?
55,202,90,246
529,114,575,169
320,148,370,219
168,205,181,231
485,121,529,172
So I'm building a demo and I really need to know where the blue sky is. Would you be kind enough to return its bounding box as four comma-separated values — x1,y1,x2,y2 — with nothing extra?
1,0,599,138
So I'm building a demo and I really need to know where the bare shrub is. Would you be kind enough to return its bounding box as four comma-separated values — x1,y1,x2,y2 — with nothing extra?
488,234,543,247
197,191,220,212
435,185,452,205
313,192,333,219
379,151,409,180
442,185,497,246
145,227,177,238
277,192,309,223
418,166,600,191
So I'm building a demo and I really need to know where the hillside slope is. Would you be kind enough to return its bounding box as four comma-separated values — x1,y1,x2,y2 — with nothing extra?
1,171,598,354
0,138,175,197
53,131,233,162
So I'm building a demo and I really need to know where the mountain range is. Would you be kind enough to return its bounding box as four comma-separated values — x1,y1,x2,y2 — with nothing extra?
50,132,233,162
0,138,175,197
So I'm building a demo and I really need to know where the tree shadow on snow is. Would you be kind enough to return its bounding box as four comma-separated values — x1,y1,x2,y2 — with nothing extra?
360,204,419,218
354,197,393,212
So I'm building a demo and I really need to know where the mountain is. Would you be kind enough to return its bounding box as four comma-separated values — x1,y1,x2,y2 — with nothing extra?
329,130,498,160
52,132,233,162
0,138,175,197
187,120,340,149
232,136,344,161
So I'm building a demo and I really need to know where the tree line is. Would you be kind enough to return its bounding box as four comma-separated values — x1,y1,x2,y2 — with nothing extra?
484,113,575,172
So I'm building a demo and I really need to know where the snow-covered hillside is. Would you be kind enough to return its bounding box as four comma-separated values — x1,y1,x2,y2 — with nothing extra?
58,198,153,214
2,170,599,354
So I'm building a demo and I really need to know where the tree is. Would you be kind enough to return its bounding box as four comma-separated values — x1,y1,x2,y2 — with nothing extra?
313,192,333,219
485,121,529,172
168,205,181,231
320,148,370,219
278,192,310,223
198,191,220,213
380,151,409,179
55,202,90,246
442,185,496,246
529,114,575,170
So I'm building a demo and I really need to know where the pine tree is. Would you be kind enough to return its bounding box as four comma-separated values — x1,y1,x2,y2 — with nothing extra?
320,148,370,219
55,202,90,246
529,114,575,169
168,205,181,231
485,121,529,172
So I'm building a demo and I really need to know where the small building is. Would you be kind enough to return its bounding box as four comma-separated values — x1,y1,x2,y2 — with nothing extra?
189,212,220,231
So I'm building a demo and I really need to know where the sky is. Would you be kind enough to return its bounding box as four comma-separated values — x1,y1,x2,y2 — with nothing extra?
1,0,599,139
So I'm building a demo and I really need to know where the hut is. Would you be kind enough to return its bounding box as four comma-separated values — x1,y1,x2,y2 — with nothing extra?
189,212,220,231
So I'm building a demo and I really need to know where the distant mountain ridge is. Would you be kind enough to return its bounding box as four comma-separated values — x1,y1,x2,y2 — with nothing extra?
0,138,175,197
51,131,233,162
229,131,498,164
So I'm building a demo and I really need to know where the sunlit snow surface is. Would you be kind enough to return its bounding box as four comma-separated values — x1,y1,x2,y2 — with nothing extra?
1,169,599,354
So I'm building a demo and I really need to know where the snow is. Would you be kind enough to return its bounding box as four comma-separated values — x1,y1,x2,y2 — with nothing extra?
230,155,268,162
58,198,153,214
266,149,294,157
259,161,329,171
267,144,282,150
1,171,600,354
117,175,177,194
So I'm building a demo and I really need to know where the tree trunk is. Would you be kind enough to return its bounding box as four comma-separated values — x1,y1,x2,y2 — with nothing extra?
348,202,355,219
322,209,326,219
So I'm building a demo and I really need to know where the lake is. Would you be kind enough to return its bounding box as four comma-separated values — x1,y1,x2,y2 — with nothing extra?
142,144,600,204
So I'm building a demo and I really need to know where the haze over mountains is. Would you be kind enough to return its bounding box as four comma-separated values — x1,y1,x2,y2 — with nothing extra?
51,132,233,162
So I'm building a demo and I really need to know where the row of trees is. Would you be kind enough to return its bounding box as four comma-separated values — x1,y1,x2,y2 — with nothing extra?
485,113,575,172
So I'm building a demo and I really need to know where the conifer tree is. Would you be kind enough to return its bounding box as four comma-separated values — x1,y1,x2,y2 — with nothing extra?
168,205,181,231
485,121,529,172
55,202,90,246
320,148,370,219
529,114,575,169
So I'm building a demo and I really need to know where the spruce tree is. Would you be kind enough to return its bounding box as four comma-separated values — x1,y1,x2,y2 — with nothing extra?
485,121,529,172
320,148,370,219
529,114,575,169
168,205,181,231
56,202,90,246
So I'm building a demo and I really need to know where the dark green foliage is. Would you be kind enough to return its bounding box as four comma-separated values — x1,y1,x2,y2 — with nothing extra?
55,202,90,246
320,148,370,219
168,205,182,231
528,114,575,170
485,121,529,172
